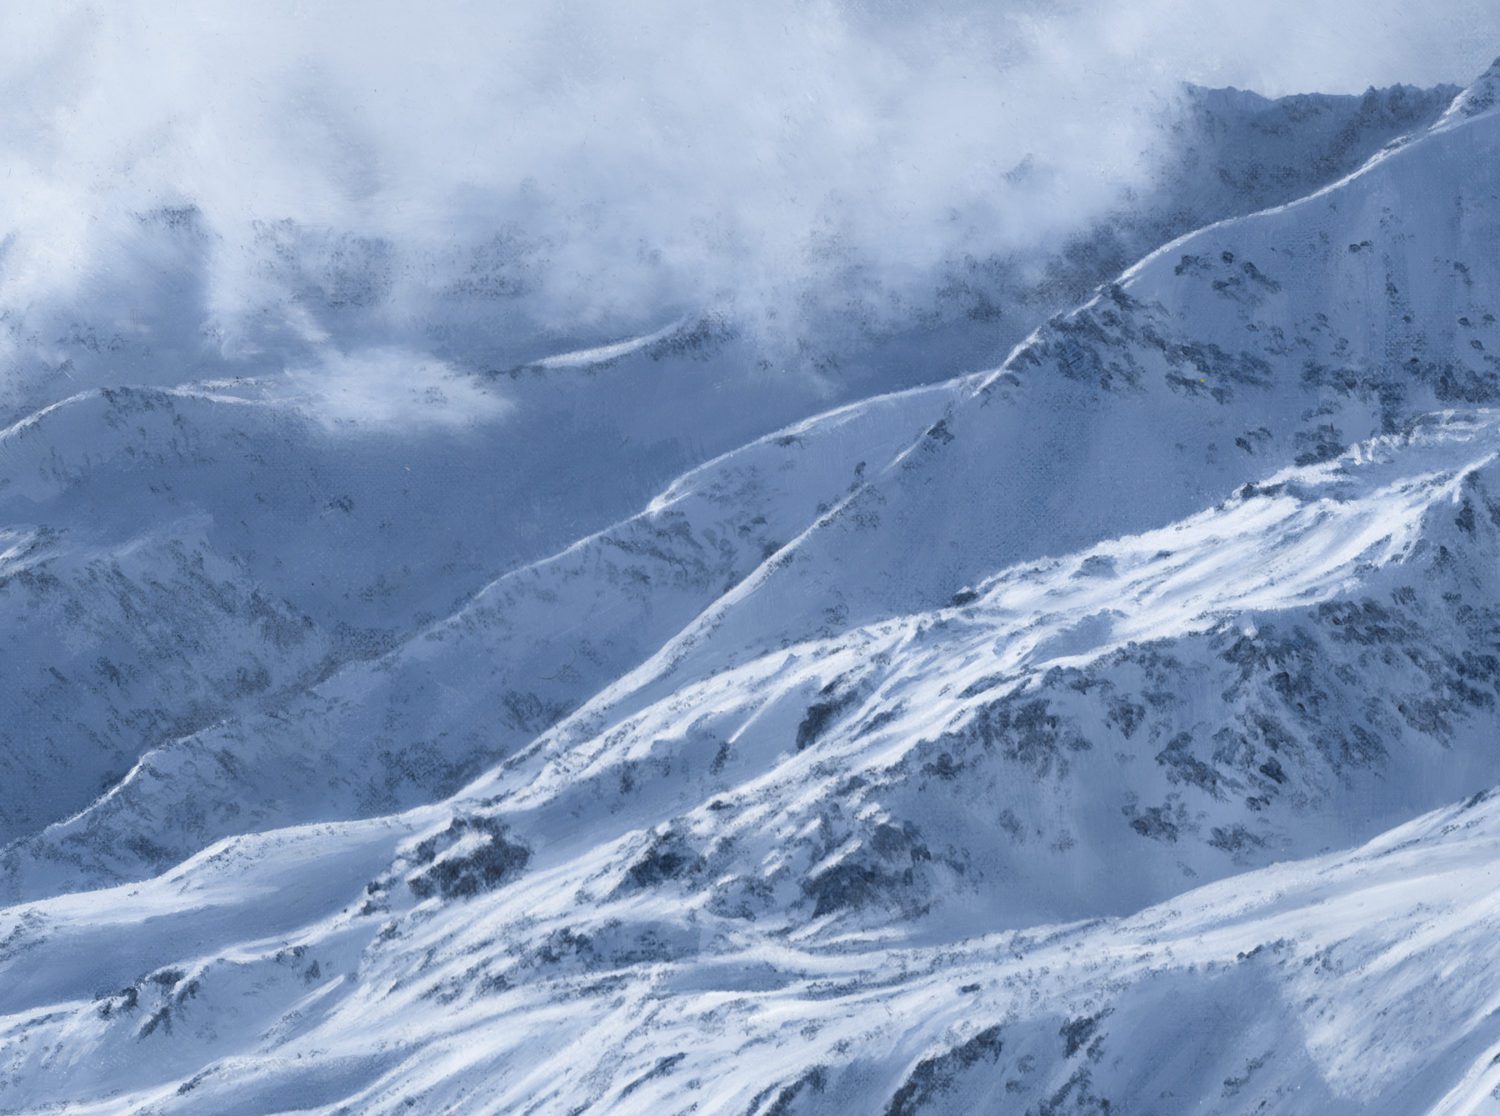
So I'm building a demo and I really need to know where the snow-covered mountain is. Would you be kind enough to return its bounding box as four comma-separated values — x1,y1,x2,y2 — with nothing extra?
0,382,962,897
0,78,1455,892
2,60,1500,1115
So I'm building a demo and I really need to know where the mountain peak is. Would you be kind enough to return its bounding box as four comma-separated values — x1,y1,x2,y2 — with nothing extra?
1438,55,1500,126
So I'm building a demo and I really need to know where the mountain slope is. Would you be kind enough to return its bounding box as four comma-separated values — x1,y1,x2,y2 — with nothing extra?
0,78,1457,872
2,70,1479,896
0,382,960,897
6,382,1500,1112
4,405,1500,1110
1,63,1498,1116
607,62,1500,697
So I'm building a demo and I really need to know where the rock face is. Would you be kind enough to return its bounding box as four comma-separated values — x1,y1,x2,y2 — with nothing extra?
2,67,1500,1115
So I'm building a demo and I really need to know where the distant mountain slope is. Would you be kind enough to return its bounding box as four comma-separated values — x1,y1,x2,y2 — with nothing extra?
0,374,705,844
0,382,960,897
1,81,1456,427
1016,79,1460,313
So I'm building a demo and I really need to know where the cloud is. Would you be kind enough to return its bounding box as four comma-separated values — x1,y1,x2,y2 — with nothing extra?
0,0,1493,372
274,348,514,431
